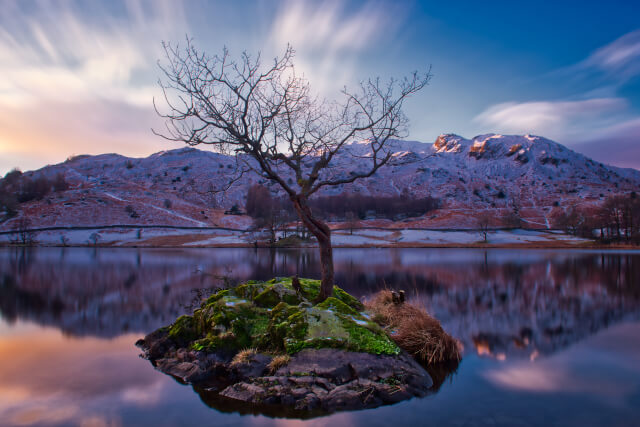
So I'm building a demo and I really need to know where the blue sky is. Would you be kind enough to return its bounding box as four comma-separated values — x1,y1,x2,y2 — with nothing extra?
1,0,640,174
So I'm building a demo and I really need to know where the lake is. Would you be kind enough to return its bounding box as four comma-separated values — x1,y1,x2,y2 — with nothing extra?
1,247,639,426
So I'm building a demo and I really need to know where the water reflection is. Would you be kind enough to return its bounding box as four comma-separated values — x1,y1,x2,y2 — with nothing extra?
0,321,167,426
1,248,640,425
1,248,638,361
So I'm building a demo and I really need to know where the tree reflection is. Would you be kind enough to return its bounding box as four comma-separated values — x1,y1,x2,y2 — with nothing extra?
0,248,638,360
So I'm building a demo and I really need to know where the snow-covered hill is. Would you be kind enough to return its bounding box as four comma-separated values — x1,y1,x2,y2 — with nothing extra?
2,133,639,231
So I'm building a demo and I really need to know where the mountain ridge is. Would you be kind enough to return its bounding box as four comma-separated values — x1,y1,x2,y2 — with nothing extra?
1,134,639,231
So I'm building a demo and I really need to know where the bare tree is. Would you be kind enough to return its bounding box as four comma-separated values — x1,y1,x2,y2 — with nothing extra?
345,211,358,235
155,41,430,301
10,217,37,245
89,232,101,246
476,212,493,243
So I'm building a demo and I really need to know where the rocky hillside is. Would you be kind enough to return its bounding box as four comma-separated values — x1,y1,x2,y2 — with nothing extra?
1,134,639,230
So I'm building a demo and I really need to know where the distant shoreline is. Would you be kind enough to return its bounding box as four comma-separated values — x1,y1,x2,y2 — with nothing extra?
1,245,637,250
1,225,637,250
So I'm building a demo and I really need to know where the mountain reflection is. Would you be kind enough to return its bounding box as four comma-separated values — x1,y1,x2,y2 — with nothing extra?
0,248,639,360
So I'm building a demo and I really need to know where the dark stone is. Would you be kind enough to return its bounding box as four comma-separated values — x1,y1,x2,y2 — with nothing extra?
158,359,208,383
139,331,435,416
276,349,356,383
233,353,271,379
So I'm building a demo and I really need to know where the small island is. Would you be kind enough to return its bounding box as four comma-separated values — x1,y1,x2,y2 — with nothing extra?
137,277,461,416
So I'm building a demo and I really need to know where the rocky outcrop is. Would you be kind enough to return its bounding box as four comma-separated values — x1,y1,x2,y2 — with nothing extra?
137,330,433,415
136,277,441,416
221,348,431,411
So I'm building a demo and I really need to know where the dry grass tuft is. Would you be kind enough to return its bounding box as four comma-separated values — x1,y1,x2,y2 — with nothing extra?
268,354,291,373
366,290,461,364
231,348,257,366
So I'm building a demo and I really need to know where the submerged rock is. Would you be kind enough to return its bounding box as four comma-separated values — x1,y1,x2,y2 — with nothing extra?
137,277,443,416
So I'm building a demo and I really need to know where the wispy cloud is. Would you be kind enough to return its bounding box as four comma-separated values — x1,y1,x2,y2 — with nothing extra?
0,0,187,108
0,0,410,174
268,0,405,93
472,28,640,165
473,98,628,141
579,29,640,81
0,0,190,173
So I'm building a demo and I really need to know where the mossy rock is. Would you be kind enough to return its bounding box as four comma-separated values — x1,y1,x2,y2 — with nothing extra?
280,306,399,355
159,277,398,357
253,282,301,308
316,297,360,317
168,315,199,345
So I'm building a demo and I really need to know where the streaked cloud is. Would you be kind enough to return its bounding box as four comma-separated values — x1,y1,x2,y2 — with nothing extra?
268,0,404,93
0,1,637,173
270,0,392,53
579,29,640,80
473,98,628,141
0,0,411,174
0,0,189,173
0,0,186,108
472,28,640,165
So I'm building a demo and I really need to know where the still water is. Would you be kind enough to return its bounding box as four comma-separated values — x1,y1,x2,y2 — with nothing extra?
1,247,639,426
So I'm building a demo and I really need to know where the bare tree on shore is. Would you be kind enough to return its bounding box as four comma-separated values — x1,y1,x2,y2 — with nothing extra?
155,40,430,301
10,217,37,246
476,212,493,243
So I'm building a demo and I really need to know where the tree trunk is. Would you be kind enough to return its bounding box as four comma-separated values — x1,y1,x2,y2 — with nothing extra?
316,231,334,302
291,195,334,302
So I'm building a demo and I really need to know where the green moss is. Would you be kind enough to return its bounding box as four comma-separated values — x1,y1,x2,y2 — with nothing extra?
234,282,268,300
305,308,349,340
204,289,230,305
156,277,398,357
297,278,320,300
332,286,365,311
278,306,400,355
168,315,198,343
203,331,240,351
316,297,361,317
261,303,303,352
253,282,301,308
291,279,363,312
344,321,400,355
191,340,207,352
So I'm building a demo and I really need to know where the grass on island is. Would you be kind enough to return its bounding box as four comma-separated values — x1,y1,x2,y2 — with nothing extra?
164,276,460,366
365,290,461,364
268,354,291,373
230,348,258,366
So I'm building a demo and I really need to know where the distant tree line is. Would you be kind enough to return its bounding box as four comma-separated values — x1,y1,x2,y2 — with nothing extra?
245,185,297,242
0,169,68,218
307,190,441,221
245,184,440,239
553,192,640,243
